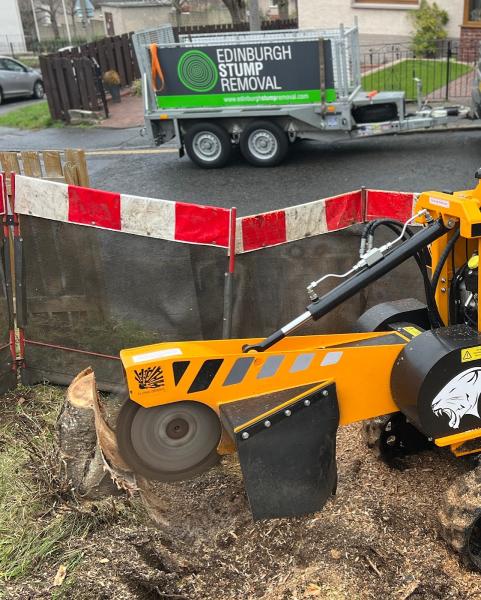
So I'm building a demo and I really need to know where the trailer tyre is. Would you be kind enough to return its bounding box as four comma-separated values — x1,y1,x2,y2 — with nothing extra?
184,122,232,168
240,120,288,167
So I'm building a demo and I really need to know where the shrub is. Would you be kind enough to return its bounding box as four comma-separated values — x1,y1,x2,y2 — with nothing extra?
410,0,449,58
131,78,143,96
102,69,121,86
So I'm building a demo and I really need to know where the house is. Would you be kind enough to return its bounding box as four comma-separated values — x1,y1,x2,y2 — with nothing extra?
99,0,297,37
298,0,467,44
99,0,173,36
0,0,26,53
461,0,481,57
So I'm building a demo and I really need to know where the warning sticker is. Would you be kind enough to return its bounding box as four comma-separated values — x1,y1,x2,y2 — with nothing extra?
429,196,450,209
461,345,481,363
403,326,421,338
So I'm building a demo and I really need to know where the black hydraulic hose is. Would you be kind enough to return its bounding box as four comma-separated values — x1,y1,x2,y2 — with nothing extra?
369,218,407,236
416,245,444,327
243,218,447,353
360,218,406,254
431,229,460,293
362,218,403,238
372,221,443,327
370,221,412,239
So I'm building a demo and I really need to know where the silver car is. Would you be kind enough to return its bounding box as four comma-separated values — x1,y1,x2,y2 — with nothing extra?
0,56,44,105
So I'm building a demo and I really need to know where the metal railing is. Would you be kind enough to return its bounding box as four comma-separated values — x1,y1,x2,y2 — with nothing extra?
360,38,479,101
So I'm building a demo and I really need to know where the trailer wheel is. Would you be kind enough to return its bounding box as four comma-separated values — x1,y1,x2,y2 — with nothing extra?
438,463,481,570
184,122,232,168
240,120,288,167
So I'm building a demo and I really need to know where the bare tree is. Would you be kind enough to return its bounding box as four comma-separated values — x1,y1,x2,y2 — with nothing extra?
35,0,62,38
17,0,37,41
222,0,247,24
66,0,78,37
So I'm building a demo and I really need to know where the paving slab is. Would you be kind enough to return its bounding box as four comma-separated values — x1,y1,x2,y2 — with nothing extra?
99,94,144,129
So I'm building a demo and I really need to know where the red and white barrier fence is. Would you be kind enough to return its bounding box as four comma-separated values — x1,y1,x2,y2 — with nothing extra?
14,176,231,247
13,175,417,253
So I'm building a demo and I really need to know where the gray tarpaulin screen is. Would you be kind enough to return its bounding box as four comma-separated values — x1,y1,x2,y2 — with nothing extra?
232,227,424,338
20,216,227,391
19,218,423,392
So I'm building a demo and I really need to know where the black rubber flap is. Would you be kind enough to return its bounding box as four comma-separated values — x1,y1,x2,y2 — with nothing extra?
234,382,339,520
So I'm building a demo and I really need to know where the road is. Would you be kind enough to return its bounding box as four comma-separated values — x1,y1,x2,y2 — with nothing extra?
1,125,481,215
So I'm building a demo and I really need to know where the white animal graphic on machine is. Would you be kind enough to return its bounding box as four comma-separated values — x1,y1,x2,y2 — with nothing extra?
431,367,481,429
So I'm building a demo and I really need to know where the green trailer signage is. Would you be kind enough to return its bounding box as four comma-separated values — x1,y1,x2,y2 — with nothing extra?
153,40,334,109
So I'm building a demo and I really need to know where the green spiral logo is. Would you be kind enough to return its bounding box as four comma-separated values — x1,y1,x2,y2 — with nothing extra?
177,50,218,93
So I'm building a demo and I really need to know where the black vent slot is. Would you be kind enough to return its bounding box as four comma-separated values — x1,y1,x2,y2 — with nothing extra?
188,359,223,393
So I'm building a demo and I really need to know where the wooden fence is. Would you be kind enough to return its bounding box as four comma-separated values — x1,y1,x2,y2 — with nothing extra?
172,19,298,39
57,33,140,88
0,149,90,193
40,55,106,122
40,33,140,123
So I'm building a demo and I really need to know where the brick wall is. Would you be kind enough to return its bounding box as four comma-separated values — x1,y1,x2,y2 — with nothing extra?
460,26,481,61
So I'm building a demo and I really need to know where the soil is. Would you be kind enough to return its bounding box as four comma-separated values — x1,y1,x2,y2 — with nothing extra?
6,414,481,600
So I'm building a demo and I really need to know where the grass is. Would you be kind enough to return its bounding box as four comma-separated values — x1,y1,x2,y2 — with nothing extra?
16,56,40,69
0,385,122,597
361,58,473,100
0,101,61,130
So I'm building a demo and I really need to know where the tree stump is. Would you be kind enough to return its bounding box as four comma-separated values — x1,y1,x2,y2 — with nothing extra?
57,368,134,500
57,368,169,524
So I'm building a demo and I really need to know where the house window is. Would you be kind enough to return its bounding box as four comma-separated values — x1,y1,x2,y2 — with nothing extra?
354,0,418,5
464,0,481,25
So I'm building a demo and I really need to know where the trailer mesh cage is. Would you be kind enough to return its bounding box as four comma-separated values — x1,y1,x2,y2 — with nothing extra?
177,26,361,97
133,23,362,114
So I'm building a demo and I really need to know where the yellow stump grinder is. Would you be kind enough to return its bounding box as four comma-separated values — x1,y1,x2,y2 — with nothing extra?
116,172,481,569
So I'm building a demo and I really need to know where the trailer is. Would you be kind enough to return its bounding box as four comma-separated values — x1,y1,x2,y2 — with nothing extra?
132,24,471,168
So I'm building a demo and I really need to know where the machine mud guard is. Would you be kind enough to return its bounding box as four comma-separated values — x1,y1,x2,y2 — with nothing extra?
220,381,339,520
356,298,430,333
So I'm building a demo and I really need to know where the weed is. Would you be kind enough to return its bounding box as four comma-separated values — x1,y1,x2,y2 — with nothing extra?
0,385,123,596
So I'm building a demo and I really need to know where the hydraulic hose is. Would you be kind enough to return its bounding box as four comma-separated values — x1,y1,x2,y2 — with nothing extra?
431,229,460,294
371,221,443,327
243,218,447,353
308,219,447,321
360,218,406,256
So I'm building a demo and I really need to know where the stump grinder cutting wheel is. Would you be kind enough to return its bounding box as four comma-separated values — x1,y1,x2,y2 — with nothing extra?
116,399,221,481
113,170,481,568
